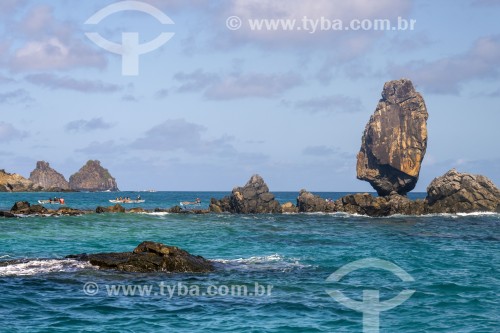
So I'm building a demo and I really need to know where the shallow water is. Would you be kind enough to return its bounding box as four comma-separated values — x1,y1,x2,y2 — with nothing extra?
0,192,499,332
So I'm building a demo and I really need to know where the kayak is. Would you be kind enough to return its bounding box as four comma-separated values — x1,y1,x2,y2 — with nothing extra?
109,200,145,204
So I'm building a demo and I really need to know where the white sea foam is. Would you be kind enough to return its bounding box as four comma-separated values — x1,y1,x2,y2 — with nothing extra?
142,212,170,216
213,254,310,272
304,211,499,219
0,259,94,277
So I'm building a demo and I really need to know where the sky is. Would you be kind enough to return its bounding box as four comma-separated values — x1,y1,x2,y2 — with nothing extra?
0,0,499,191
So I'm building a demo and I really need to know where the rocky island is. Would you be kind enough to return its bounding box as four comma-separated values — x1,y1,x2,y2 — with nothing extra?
29,161,70,191
68,241,214,273
1,160,119,192
69,160,119,192
0,241,214,274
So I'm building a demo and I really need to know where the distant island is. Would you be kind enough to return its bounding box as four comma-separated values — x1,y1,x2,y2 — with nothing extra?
0,160,118,192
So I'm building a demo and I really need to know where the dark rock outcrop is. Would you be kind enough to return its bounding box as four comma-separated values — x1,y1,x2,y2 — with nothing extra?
335,193,426,217
50,207,88,216
29,161,70,191
296,190,335,213
357,79,428,196
10,201,48,215
96,204,125,214
68,241,214,273
426,169,500,214
69,160,118,192
209,175,281,214
0,169,42,192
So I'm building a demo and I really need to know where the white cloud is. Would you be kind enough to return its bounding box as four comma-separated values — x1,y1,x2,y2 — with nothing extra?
25,73,120,93
0,0,26,16
0,121,27,142
173,69,302,99
206,72,302,100
128,119,269,162
390,35,500,94
7,5,106,72
216,0,412,51
291,95,363,113
65,118,114,132
0,89,32,104
229,0,410,22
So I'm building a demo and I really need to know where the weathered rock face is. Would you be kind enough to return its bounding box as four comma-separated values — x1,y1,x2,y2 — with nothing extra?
96,204,125,214
68,241,214,273
10,201,48,215
281,202,298,214
29,161,70,191
209,174,282,214
426,169,500,213
357,79,428,196
335,193,426,217
69,160,118,192
296,190,335,213
0,169,42,192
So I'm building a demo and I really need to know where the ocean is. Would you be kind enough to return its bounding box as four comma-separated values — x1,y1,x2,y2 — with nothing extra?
0,192,499,332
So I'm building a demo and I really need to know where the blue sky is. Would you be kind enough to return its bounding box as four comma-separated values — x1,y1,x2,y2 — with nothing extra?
1,0,499,191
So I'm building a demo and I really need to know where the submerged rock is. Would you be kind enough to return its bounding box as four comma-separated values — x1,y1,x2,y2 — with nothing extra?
209,174,281,214
426,169,500,214
69,160,118,192
296,190,335,213
68,241,214,273
357,79,428,196
29,161,70,191
0,169,42,192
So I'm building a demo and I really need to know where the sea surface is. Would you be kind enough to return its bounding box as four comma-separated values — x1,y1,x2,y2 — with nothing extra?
0,192,499,332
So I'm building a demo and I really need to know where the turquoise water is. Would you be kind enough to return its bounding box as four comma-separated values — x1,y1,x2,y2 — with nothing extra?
0,192,499,332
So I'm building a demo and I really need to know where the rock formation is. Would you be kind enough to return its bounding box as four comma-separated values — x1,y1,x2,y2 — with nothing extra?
209,174,281,213
335,193,426,217
0,169,42,192
296,190,335,213
426,169,500,214
69,160,118,192
9,201,48,215
68,241,214,273
281,202,298,213
96,204,125,214
357,79,428,196
29,161,70,191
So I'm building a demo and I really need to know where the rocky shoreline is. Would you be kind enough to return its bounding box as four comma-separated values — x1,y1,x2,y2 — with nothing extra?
1,168,498,218
1,79,499,217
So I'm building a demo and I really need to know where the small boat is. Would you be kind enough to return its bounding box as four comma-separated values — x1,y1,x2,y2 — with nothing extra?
180,198,201,207
38,199,65,205
109,199,145,204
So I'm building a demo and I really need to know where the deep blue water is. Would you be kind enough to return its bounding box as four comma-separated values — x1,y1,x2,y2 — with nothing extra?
0,192,499,332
